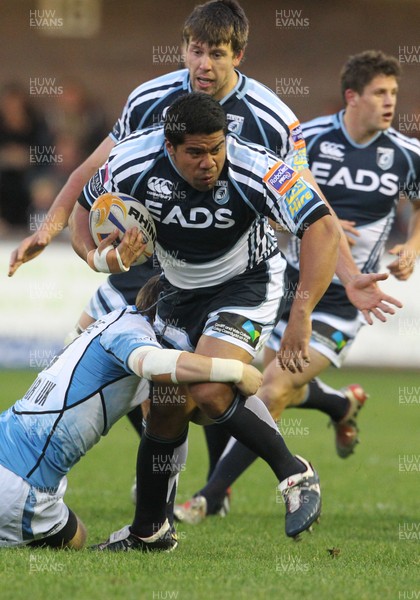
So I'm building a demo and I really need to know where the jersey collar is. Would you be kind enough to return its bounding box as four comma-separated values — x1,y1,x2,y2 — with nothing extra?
339,109,384,149
185,70,245,105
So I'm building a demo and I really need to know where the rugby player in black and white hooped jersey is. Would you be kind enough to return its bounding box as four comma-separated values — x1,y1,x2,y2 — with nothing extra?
72,0,402,493
172,51,420,528
73,89,397,550
71,91,342,547
9,0,320,472
264,50,420,452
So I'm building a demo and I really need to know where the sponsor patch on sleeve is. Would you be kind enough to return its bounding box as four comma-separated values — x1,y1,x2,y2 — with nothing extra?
263,161,300,196
284,178,314,219
289,120,306,150
292,147,309,171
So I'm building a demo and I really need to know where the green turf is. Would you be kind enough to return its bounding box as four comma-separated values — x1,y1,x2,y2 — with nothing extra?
0,368,419,600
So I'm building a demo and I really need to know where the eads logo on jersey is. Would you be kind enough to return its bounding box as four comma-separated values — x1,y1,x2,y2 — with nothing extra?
212,313,262,348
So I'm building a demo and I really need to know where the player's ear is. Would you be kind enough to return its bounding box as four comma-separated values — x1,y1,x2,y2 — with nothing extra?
233,49,244,67
344,88,358,107
165,139,175,157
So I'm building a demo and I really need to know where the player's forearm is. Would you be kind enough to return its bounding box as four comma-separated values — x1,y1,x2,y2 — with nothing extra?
405,202,420,254
292,215,340,318
69,203,96,262
132,349,244,384
175,354,244,385
38,168,90,239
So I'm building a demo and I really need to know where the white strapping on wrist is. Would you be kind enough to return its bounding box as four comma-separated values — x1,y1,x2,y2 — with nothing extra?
210,358,243,384
93,245,112,273
115,247,130,272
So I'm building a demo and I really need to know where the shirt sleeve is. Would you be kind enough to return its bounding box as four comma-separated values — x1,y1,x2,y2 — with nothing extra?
262,157,330,238
284,120,310,173
99,311,161,372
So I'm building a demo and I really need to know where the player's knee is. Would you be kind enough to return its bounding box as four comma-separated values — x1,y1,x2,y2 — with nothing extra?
188,381,234,418
258,381,287,420
147,392,192,437
260,374,306,419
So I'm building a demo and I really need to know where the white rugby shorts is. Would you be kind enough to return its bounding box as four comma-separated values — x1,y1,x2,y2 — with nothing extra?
266,310,366,367
0,465,69,547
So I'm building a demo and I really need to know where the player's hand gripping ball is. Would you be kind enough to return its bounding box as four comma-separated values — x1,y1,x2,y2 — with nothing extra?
89,193,156,265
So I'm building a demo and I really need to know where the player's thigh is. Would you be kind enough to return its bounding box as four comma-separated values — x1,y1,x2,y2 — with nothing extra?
187,336,253,417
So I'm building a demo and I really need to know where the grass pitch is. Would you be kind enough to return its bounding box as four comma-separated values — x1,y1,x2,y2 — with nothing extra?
0,368,419,600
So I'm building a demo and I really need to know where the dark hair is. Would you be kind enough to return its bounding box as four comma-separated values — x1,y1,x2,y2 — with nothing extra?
135,275,164,321
164,92,227,146
340,50,401,102
182,0,249,56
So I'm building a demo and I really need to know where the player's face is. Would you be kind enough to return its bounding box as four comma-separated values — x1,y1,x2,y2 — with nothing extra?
166,131,226,192
185,40,243,100
354,75,398,134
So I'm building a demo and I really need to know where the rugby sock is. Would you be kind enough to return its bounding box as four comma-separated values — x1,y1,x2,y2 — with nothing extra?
295,378,349,422
212,393,304,483
199,437,258,514
131,427,188,538
166,433,188,527
203,423,231,480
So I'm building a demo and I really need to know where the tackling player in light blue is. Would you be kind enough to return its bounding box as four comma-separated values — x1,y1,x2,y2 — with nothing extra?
0,276,262,549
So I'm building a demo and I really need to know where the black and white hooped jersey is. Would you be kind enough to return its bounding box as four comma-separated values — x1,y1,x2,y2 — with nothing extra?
111,68,308,172
106,68,309,299
285,110,420,317
0,308,160,489
81,127,329,289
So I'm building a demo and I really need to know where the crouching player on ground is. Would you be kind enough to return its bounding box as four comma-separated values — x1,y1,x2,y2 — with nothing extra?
0,276,261,550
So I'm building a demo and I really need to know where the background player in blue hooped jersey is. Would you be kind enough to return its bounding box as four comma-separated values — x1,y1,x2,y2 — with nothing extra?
172,50,420,527
0,275,263,550
263,49,420,453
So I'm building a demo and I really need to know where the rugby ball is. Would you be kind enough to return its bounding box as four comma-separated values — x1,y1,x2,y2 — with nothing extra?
89,193,156,265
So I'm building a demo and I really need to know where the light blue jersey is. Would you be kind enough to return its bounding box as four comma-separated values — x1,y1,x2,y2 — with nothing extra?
0,308,160,490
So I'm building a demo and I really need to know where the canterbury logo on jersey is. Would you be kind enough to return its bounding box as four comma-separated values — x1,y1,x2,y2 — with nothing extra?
319,142,345,161
311,162,399,196
147,177,174,198
145,199,235,229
